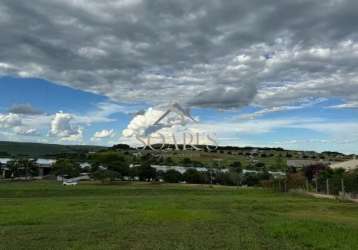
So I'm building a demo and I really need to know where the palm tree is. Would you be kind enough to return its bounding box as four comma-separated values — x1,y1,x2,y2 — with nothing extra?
6,160,19,180
18,159,38,180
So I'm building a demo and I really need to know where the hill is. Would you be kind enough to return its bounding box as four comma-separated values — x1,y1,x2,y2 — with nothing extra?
0,141,107,158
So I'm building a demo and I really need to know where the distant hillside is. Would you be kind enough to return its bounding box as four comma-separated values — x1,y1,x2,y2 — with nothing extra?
0,141,107,158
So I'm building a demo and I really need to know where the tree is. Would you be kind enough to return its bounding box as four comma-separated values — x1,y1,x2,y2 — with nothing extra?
112,144,131,150
183,169,209,184
254,162,266,169
215,172,241,186
344,169,358,194
0,162,3,178
286,172,306,189
5,159,38,179
129,166,139,180
181,157,192,167
242,173,260,186
164,157,175,166
6,160,20,179
258,170,270,181
163,169,183,183
136,163,157,181
273,155,286,171
90,152,129,179
17,158,38,179
304,164,327,181
229,161,242,173
92,169,119,183
52,159,81,178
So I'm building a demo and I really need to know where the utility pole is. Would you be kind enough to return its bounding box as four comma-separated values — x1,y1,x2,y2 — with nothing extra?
306,179,309,192
341,178,345,197
315,178,318,193
326,179,330,195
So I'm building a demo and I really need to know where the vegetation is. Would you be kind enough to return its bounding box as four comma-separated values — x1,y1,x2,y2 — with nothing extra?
0,181,357,249
0,141,105,158
162,169,183,183
52,159,81,178
4,158,38,179
92,169,120,183
90,151,130,179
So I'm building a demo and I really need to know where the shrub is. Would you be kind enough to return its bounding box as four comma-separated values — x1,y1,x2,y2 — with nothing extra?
52,159,81,178
92,169,120,183
163,169,183,183
183,169,209,184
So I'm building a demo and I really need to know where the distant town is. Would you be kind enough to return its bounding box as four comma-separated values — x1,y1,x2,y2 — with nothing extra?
1,141,357,199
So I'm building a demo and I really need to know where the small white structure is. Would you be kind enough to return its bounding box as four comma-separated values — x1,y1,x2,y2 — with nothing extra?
151,165,208,174
63,180,78,186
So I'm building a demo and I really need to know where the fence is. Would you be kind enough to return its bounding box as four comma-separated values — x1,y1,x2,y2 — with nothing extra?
268,175,358,201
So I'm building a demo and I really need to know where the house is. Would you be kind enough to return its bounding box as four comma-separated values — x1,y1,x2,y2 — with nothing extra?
149,165,209,174
0,158,11,178
0,158,56,178
268,171,286,179
36,159,56,177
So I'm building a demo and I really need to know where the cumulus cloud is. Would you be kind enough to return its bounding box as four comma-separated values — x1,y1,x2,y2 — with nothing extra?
122,108,166,137
1,0,357,110
50,112,83,141
0,113,22,128
123,104,196,137
0,113,41,137
91,129,115,141
0,101,139,143
8,104,43,115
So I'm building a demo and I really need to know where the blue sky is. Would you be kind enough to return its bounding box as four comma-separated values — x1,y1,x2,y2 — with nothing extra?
1,1,358,154
1,76,358,154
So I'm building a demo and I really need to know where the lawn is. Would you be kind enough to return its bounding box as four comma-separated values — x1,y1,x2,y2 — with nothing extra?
0,181,357,249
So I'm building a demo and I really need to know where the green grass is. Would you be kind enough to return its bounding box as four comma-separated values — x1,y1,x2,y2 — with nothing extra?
0,181,357,249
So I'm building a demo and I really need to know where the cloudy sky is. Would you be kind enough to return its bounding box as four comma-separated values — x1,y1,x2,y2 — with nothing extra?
0,0,358,153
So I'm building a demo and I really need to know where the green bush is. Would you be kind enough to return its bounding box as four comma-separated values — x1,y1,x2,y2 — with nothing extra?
163,169,183,183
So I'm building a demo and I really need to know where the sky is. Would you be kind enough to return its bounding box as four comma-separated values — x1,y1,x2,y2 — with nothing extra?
0,0,358,153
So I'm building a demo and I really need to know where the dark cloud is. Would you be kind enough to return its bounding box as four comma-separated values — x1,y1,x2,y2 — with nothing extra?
8,104,43,115
187,85,257,109
0,0,357,109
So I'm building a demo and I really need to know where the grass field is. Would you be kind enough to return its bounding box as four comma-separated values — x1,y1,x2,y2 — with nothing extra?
0,181,357,249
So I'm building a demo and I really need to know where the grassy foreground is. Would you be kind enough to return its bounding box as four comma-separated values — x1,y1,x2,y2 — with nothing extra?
0,181,357,250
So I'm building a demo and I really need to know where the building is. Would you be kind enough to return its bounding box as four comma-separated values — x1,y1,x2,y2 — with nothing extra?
0,158,56,178
36,159,56,177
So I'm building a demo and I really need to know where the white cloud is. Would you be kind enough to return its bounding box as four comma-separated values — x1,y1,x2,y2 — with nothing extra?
91,129,115,141
123,104,196,138
0,113,41,137
238,98,326,120
50,112,83,141
0,113,22,128
328,101,358,109
2,1,357,110
13,127,38,136
122,107,165,137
